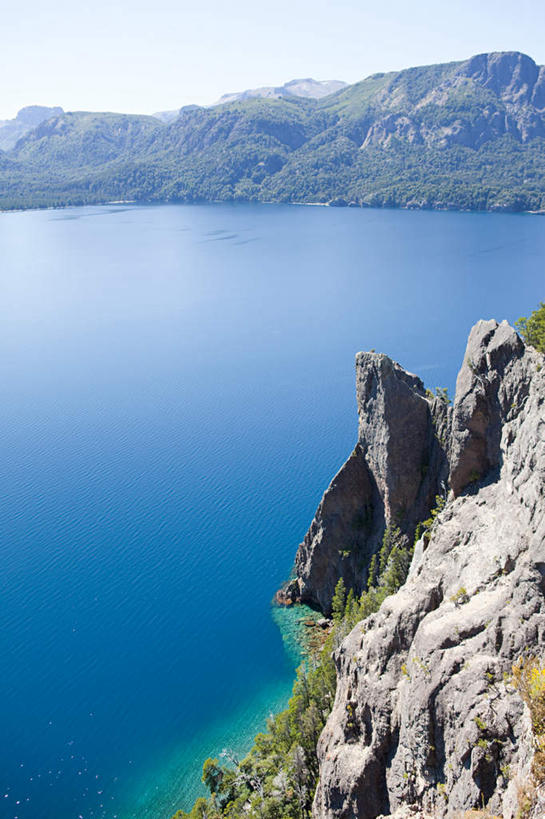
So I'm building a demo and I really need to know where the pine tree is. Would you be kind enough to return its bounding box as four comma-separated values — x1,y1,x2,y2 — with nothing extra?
367,553,378,590
331,577,346,622
516,301,545,353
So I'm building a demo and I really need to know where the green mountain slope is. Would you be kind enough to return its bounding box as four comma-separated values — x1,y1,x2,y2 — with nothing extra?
2,51,545,212
13,111,162,167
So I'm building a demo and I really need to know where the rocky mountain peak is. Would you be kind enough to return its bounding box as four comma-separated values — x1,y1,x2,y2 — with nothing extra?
355,352,431,523
215,78,347,105
0,104,63,151
461,51,540,105
449,319,526,496
286,348,449,615
13,105,64,126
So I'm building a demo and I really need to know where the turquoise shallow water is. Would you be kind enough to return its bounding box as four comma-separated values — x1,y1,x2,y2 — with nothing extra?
0,203,543,819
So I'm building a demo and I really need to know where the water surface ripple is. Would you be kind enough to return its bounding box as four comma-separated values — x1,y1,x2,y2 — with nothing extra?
0,203,543,818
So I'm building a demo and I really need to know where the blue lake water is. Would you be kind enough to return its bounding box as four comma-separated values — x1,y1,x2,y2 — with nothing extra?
0,203,543,819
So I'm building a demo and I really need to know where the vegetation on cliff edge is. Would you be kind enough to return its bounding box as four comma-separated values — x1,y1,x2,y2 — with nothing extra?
173,523,414,819
512,657,545,818
516,302,545,354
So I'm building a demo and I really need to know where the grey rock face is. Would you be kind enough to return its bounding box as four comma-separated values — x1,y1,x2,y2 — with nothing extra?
355,354,447,528
449,320,526,496
361,115,423,149
291,352,449,615
311,321,545,817
294,445,374,614
462,52,540,105
359,52,545,150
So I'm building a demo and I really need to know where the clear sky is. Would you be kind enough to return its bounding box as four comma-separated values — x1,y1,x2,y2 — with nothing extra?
2,0,545,120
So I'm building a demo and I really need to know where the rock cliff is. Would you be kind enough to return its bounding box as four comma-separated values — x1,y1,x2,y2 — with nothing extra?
362,52,545,149
288,320,545,816
287,353,449,614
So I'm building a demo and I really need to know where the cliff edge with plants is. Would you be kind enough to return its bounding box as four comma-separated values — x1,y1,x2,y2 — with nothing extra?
176,311,544,818
305,318,544,817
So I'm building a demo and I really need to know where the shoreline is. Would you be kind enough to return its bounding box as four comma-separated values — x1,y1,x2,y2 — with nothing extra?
1,197,544,217
133,602,325,817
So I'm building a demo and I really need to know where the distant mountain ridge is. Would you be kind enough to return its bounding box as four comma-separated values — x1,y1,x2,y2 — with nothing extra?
215,78,348,105
2,51,545,212
0,105,63,151
152,78,347,122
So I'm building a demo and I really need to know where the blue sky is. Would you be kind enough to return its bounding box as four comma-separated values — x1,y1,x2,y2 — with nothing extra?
2,0,545,119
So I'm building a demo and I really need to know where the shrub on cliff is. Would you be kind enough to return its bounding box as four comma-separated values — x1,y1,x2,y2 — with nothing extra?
512,656,545,817
174,650,336,818
170,606,337,817
331,578,346,622
173,521,417,819
516,302,545,353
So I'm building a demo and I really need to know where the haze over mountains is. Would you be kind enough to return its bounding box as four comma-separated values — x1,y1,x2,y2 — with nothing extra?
1,51,545,212
152,78,348,122
0,105,63,151
0,79,347,139
215,78,348,105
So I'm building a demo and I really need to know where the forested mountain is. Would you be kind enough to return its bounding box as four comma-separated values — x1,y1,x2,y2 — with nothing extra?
2,51,545,212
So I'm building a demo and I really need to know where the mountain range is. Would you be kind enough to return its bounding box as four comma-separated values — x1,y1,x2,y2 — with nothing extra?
1,51,545,212
215,77,348,105
0,79,347,145
151,78,348,122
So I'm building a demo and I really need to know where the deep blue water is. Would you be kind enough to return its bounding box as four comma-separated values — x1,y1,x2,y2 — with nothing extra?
0,203,543,819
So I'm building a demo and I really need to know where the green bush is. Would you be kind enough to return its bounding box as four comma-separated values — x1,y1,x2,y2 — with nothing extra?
174,523,415,818
516,302,545,353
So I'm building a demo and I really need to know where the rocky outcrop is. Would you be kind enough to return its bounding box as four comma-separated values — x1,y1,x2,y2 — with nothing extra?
289,352,449,615
461,52,543,108
290,445,375,613
355,354,448,527
307,320,545,817
361,52,545,149
449,319,527,496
